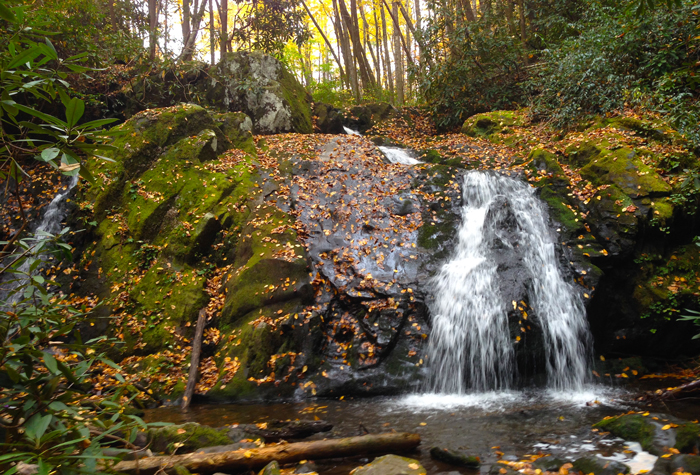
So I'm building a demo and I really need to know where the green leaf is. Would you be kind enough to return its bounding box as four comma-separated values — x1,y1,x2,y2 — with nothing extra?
78,165,95,183
65,97,85,128
40,147,60,162
14,103,66,127
43,352,58,374
78,118,118,129
0,2,16,22
25,413,52,442
7,45,44,69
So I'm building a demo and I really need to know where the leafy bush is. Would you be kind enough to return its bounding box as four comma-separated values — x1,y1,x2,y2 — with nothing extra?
527,0,700,140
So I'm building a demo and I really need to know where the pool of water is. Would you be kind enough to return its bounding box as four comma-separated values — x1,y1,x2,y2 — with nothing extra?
143,385,681,474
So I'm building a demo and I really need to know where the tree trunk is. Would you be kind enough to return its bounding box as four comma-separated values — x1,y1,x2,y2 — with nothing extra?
209,0,215,65
217,0,228,55
301,0,346,85
383,0,414,67
359,3,381,92
334,0,360,102
181,0,209,60
339,0,376,92
380,5,394,97
373,7,382,88
501,0,517,35
181,308,206,411
148,0,157,60
114,432,422,475
518,0,528,65
392,1,404,105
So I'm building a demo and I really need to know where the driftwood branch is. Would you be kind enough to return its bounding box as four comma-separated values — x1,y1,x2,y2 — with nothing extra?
181,308,207,411
644,379,700,400
113,432,421,475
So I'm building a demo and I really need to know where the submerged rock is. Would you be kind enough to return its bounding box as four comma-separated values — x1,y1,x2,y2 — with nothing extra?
572,456,630,475
429,447,481,468
350,455,426,475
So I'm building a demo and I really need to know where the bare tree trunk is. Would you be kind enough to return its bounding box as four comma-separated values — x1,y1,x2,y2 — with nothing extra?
460,0,476,22
518,0,528,65
217,0,228,55
500,0,517,35
381,5,394,97
182,0,191,53
339,0,376,92
209,0,215,65
383,0,414,67
181,309,206,411
359,3,381,93
148,0,157,60
181,0,209,60
392,1,404,105
373,7,382,88
334,0,360,101
301,0,346,85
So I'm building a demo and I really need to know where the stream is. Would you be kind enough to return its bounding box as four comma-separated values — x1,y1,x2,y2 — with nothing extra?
144,385,694,474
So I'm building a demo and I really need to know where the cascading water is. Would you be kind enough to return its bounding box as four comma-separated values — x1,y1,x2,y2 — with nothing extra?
377,146,421,165
424,171,591,394
0,175,78,307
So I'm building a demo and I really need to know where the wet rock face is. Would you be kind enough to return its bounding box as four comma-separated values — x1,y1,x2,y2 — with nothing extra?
343,102,399,134
289,136,462,397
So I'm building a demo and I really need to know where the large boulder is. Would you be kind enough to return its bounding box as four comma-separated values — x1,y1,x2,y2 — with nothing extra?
121,52,313,135
203,51,313,134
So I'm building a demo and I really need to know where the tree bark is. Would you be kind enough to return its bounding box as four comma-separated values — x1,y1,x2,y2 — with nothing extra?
181,308,206,411
301,0,346,84
392,1,404,105
148,0,157,60
338,0,376,92
334,0,360,102
373,7,382,88
181,0,209,61
518,0,528,65
114,432,421,475
216,0,228,55
359,3,381,92
380,5,394,96
209,0,215,65
500,0,517,35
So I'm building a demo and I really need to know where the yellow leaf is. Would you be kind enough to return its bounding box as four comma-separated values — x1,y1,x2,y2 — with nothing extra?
244,450,253,458
419,422,427,426
600,355,605,361
408,463,420,470
662,424,672,430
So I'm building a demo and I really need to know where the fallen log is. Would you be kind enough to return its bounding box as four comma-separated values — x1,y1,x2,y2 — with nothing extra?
644,378,700,400
113,432,420,475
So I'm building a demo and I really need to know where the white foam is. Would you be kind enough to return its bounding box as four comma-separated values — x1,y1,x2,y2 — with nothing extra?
377,146,421,165
398,391,524,411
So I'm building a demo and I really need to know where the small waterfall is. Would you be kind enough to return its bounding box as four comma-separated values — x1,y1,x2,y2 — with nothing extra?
343,126,362,136
378,146,421,165
424,171,591,394
0,175,78,306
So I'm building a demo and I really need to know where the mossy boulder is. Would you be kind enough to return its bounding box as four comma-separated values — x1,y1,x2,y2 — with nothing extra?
572,456,629,475
258,461,281,475
351,455,426,475
676,423,700,453
429,447,480,468
653,454,700,475
212,111,255,155
313,102,344,134
148,423,234,454
203,51,312,134
594,414,656,453
461,110,523,138
344,102,399,134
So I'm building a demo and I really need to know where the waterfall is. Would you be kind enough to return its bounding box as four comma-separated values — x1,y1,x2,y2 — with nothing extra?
424,171,591,394
378,146,421,165
0,175,78,306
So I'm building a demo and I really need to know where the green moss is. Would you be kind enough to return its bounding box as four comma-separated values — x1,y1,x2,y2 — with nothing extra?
148,422,233,454
675,424,700,453
594,414,655,452
212,111,256,155
277,66,312,134
580,148,672,198
461,110,523,137
259,461,281,475
565,141,603,167
539,187,583,234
